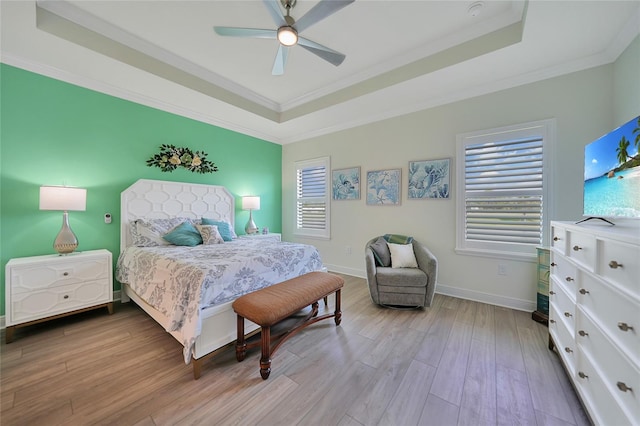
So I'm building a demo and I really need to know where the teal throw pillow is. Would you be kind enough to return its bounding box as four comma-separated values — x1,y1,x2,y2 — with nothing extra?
163,221,203,246
384,234,413,245
201,218,234,241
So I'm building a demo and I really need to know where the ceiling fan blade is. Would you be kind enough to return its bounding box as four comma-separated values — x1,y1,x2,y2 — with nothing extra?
294,0,355,33
214,27,277,39
262,0,286,27
298,36,345,66
272,44,289,75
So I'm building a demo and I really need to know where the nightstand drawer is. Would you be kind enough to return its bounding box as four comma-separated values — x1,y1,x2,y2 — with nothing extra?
10,257,110,294
9,279,111,324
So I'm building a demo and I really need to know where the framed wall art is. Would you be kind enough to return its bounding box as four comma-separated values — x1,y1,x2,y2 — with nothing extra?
408,158,450,199
366,169,401,205
332,167,361,200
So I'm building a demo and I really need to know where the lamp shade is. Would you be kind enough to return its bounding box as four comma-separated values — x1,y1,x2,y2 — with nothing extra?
39,186,87,211
242,196,260,210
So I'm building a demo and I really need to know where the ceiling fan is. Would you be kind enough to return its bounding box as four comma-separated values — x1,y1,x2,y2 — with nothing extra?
214,0,355,75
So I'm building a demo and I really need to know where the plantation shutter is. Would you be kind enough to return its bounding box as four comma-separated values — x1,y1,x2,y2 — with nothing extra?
295,157,330,238
464,137,544,245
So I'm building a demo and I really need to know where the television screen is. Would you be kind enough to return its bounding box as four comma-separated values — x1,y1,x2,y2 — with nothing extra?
583,115,640,219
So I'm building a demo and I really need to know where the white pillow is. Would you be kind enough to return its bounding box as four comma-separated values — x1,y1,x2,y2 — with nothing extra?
196,224,224,245
130,218,188,247
387,242,418,268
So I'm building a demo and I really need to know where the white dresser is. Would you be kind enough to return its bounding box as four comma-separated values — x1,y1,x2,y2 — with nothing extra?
5,249,113,343
549,221,640,425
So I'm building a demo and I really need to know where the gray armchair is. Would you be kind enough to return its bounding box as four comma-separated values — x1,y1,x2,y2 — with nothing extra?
364,236,438,308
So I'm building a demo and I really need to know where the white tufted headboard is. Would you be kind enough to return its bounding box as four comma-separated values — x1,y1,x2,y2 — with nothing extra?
120,179,235,252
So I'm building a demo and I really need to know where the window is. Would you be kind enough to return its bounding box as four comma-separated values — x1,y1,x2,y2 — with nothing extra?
456,120,554,260
295,156,330,239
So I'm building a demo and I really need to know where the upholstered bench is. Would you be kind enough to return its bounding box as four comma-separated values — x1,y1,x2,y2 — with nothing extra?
232,271,344,379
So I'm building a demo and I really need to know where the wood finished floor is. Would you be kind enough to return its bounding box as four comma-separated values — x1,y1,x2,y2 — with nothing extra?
0,274,590,426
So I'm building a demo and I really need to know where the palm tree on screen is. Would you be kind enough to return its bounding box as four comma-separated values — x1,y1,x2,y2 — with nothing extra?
616,136,630,165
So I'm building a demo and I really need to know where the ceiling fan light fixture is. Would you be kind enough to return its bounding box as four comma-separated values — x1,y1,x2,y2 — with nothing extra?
277,25,298,46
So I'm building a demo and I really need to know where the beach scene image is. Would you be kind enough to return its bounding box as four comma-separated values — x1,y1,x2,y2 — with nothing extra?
584,116,640,218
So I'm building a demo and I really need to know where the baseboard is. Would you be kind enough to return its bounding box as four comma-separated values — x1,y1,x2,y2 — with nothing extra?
324,265,535,312
323,263,366,279
435,283,535,312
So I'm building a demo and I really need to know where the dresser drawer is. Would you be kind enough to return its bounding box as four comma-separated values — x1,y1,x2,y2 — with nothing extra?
576,309,640,421
578,272,640,367
575,349,634,426
566,230,596,271
597,238,639,298
551,226,567,254
10,257,110,294
549,303,576,375
550,253,578,299
549,276,575,332
9,279,111,325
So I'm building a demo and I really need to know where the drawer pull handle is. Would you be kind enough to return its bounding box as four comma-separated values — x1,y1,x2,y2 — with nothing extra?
618,322,634,332
579,288,590,295
550,319,556,324
63,295,69,299
578,330,588,337
564,312,572,318
550,262,557,267
565,277,574,282
617,382,633,393
564,347,573,354
553,237,560,241
608,260,623,269
578,372,588,379
549,290,556,295
63,272,69,276
572,245,582,251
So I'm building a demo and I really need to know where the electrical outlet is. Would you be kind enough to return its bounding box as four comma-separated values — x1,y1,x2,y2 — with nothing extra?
345,246,352,255
498,264,507,275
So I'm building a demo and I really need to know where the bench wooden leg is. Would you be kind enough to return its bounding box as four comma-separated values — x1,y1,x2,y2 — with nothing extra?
236,315,247,362
335,289,342,326
260,326,271,380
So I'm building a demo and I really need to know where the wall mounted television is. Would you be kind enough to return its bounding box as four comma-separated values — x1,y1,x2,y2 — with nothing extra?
582,115,640,222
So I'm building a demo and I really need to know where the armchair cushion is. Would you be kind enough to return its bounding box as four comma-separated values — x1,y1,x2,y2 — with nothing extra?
370,237,391,267
387,242,418,268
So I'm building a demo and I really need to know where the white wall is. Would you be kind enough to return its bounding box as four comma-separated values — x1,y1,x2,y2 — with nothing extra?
282,37,639,311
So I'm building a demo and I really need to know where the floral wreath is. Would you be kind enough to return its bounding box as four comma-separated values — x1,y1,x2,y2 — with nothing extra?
147,144,218,174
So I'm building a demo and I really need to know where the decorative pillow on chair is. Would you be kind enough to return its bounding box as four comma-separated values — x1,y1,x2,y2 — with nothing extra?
384,234,414,245
201,218,234,241
196,224,224,245
387,242,419,268
130,217,188,247
370,237,391,267
163,221,203,246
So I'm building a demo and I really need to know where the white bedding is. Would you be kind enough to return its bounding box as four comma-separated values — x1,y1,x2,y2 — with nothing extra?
115,238,324,363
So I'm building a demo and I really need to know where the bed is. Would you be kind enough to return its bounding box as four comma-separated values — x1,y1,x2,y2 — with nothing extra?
116,179,324,378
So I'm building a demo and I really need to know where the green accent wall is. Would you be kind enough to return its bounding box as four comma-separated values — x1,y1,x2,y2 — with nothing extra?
0,64,282,316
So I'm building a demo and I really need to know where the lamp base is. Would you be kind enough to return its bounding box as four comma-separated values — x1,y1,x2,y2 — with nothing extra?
245,211,258,234
54,212,79,254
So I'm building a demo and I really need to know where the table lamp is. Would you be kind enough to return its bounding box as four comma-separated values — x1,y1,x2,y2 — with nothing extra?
39,185,87,254
242,196,260,234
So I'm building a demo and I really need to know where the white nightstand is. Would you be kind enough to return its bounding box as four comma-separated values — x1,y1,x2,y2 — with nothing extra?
238,233,282,242
5,249,113,343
